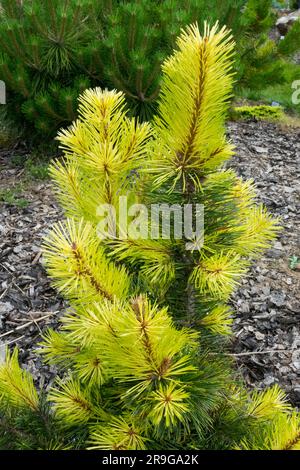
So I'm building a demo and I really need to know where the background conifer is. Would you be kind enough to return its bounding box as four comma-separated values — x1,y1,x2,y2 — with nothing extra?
1,0,299,137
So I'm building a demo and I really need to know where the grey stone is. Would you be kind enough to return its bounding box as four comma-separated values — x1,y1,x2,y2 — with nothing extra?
253,146,269,154
276,10,300,35
270,292,286,307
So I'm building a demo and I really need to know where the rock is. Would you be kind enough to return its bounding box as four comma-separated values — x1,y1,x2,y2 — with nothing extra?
262,285,271,296
292,361,300,371
254,331,265,341
0,301,14,314
263,375,276,387
0,342,6,364
269,292,286,307
279,366,291,375
276,10,300,35
267,248,283,258
273,241,283,250
253,146,269,154
239,302,250,314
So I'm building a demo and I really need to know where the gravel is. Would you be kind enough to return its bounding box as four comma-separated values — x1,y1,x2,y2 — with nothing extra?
0,149,64,389
228,121,300,405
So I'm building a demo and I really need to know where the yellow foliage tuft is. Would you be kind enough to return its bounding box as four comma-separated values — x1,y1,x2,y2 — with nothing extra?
0,349,39,411
150,22,235,191
190,250,249,299
43,218,130,303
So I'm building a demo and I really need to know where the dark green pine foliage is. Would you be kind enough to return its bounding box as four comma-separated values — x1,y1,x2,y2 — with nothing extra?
99,0,246,121
0,0,246,132
235,0,300,91
0,0,299,136
0,0,103,135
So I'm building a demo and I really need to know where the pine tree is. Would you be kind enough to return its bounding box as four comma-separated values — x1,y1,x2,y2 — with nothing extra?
235,0,300,91
3,0,298,137
1,23,300,450
0,0,104,135
99,0,246,120
235,0,286,90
